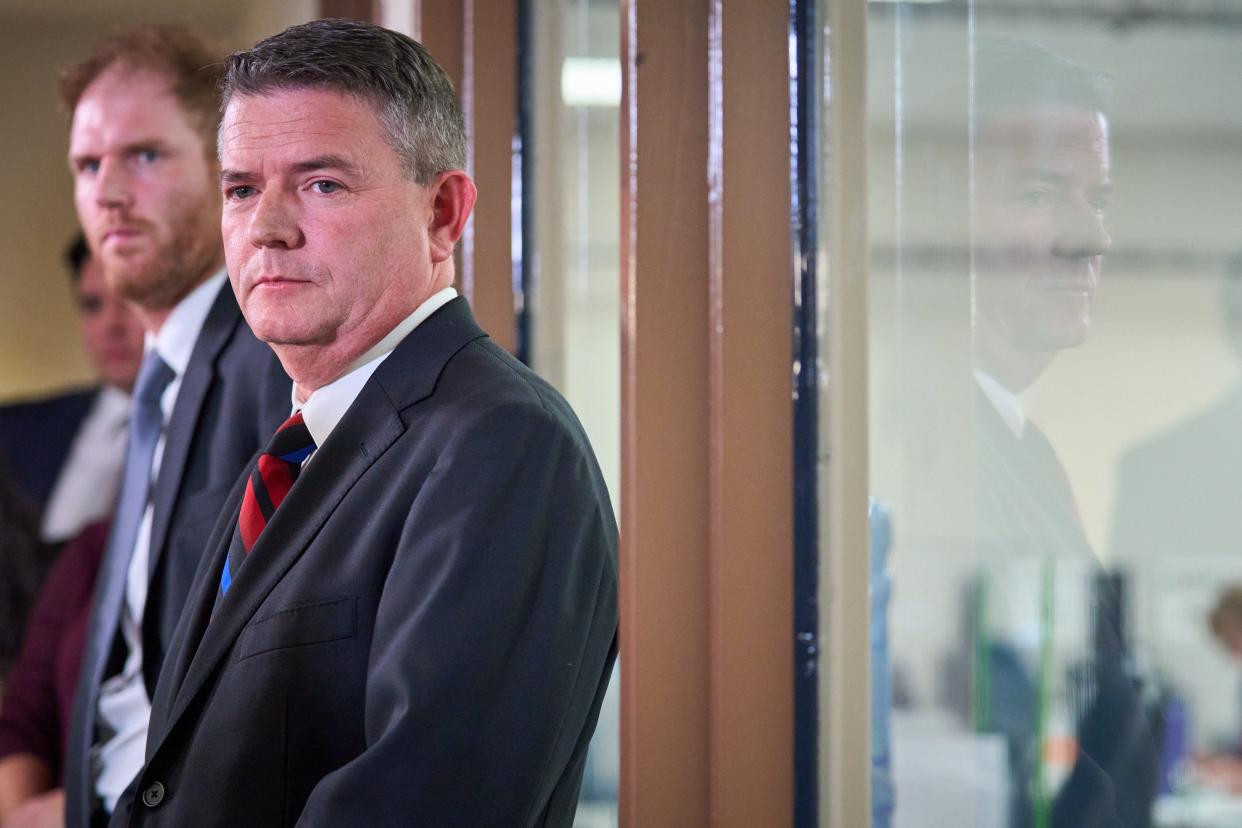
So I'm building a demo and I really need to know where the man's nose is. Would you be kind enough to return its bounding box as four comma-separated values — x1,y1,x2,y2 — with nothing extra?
1052,200,1111,259
248,191,303,249
94,158,133,210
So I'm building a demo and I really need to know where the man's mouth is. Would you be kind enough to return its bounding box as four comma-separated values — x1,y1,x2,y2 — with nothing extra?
102,227,143,245
253,275,311,289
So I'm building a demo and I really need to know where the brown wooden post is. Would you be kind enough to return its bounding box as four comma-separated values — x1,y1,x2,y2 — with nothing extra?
619,0,713,823
620,0,795,824
417,0,464,88
707,0,794,823
417,0,518,353
462,0,519,353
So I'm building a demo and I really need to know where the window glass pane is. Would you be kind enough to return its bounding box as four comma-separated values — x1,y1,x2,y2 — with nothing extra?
867,2,1242,825
528,1,620,825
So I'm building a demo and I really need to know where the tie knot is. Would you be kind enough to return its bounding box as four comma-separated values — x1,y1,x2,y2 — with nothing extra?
135,352,175,406
266,412,317,465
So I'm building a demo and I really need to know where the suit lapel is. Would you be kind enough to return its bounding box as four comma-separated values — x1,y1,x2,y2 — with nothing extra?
156,382,403,738
146,282,242,579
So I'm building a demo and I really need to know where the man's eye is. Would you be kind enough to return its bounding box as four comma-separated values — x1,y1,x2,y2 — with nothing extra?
226,186,256,200
78,160,100,175
136,149,159,164
78,297,102,315
310,180,341,195
1015,189,1053,207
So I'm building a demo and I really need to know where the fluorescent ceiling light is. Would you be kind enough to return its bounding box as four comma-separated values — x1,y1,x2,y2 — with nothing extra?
561,57,622,107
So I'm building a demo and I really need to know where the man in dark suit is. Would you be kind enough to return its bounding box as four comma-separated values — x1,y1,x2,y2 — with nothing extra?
112,19,617,827
968,37,1158,828
41,26,290,828
0,235,144,542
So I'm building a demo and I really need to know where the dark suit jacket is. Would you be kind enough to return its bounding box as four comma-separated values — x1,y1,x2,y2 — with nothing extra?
0,386,97,516
66,281,290,828
112,298,618,827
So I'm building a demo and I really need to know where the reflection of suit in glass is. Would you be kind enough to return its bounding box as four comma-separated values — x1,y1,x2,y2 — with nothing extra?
974,389,1159,828
975,388,1092,564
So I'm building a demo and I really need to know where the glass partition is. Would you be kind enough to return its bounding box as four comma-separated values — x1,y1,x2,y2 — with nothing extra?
865,1,1242,825
527,1,621,825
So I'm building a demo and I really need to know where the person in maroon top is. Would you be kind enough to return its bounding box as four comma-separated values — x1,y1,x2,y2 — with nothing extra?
0,522,107,826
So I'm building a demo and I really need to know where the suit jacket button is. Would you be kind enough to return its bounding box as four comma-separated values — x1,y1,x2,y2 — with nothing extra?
141,781,166,808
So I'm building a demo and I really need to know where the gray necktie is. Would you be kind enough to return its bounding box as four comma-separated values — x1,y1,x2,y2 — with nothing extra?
110,351,176,565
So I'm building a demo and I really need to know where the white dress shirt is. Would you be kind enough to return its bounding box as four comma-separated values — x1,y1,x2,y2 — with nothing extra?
93,270,227,812
40,385,131,543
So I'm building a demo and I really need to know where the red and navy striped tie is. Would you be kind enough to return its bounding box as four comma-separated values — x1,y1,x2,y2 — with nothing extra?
220,412,316,595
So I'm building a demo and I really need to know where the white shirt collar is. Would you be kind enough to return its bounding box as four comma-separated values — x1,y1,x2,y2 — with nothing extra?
296,287,457,449
974,368,1025,438
96,383,132,421
147,269,228,376
98,384,132,414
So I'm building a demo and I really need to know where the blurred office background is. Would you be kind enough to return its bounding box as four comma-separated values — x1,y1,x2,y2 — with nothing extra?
866,1,1242,825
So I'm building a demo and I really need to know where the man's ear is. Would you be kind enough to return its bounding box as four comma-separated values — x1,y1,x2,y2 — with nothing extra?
427,171,477,263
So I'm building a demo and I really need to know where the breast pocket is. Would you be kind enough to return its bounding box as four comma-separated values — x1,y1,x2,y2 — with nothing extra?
237,596,358,661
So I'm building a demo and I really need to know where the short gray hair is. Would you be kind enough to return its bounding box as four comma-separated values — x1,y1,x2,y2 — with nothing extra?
220,18,466,184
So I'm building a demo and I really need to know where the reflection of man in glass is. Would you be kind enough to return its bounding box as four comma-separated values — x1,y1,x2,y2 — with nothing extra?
973,57,1112,396
972,36,1114,564
970,36,1158,828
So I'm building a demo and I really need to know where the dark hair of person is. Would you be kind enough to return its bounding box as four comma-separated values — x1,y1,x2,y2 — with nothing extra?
0,464,53,680
58,24,225,153
65,233,89,287
973,35,1112,124
220,18,466,184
